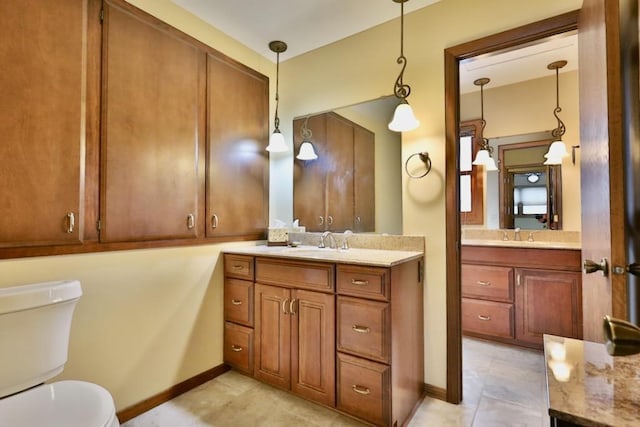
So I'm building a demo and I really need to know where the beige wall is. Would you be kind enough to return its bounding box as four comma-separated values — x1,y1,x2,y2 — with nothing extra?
1,0,583,413
461,71,581,231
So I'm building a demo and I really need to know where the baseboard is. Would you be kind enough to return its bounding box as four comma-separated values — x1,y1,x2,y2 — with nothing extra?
424,382,447,401
116,364,230,423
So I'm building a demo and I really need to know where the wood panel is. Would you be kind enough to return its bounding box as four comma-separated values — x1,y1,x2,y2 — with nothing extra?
325,114,355,231
291,289,335,407
336,264,390,301
462,298,514,339
353,125,375,232
100,1,205,242
254,284,291,390
0,0,87,247
224,279,253,327
255,257,334,292
206,54,268,238
337,296,390,364
462,245,582,271
461,264,514,302
223,322,253,374
224,254,254,280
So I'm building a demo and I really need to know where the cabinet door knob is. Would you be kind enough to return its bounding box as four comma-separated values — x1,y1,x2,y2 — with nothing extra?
327,215,334,225
583,258,609,276
66,212,75,233
352,325,370,333
351,384,371,395
282,297,290,314
187,213,195,229
231,299,242,305
318,216,324,226
230,345,243,352
289,298,296,315
211,214,219,229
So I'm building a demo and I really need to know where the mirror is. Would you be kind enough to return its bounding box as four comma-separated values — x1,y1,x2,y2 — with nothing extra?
292,96,403,235
458,30,581,231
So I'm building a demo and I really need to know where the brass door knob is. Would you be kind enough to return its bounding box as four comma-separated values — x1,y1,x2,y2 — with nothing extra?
583,258,609,276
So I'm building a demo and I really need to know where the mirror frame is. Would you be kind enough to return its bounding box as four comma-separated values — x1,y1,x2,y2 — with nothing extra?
443,10,579,404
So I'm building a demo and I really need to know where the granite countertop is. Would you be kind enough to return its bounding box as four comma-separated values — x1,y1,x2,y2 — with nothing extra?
461,239,581,250
223,244,423,267
462,229,581,250
544,334,640,426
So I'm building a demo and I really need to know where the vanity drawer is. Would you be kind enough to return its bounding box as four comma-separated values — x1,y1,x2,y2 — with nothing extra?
224,279,253,327
337,296,390,363
337,352,390,427
255,257,334,292
337,265,390,301
462,264,513,302
224,254,254,280
224,322,253,375
462,298,514,339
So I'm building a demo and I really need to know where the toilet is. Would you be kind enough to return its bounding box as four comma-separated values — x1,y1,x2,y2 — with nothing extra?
0,280,119,427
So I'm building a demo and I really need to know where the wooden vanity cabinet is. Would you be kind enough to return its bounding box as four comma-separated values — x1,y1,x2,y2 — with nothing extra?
462,245,582,349
293,112,375,232
254,257,336,407
0,0,90,248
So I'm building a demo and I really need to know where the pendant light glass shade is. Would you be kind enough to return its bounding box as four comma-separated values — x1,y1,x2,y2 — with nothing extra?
388,101,420,132
266,40,288,153
296,141,318,160
472,149,498,171
266,130,288,152
543,140,569,165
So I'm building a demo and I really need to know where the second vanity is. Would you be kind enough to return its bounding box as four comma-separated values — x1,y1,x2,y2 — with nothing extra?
462,230,582,350
222,237,424,427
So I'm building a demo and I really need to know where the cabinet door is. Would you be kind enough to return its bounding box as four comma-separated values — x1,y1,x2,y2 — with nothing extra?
515,269,582,346
254,284,291,390
353,125,375,232
100,2,205,242
325,114,354,231
291,289,335,406
0,0,86,247
207,54,268,238
293,114,328,231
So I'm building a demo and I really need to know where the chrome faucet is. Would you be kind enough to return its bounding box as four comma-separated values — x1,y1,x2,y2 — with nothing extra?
514,227,521,241
502,230,509,241
527,231,535,242
341,230,353,250
319,231,337,249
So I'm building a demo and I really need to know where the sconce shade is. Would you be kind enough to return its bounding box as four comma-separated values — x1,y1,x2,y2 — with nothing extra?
266,130,288,152
472,149,498,171
296,141,318,160
388,102,420,132
543,140,569,165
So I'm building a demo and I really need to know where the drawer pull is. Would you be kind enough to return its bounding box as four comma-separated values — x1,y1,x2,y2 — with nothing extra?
352,325,371,333
282,298,290,315
231,299,242,305
478,315,491,321
351,384,371,395
289,298,296,315
351,279,369,286
477,280,491,286
230,345,243,352
232,265,244,270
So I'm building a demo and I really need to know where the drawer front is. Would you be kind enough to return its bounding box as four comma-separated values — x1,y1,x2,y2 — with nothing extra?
256,257,334,292
224,322,253,374
224,279,253,327
462,298,514,339
336,265,389,301
224,254,254,280
337,352,390,427
461,264,513,302
337,296,390,363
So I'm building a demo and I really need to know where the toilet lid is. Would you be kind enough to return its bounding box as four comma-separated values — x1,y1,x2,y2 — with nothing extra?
0,380,117,427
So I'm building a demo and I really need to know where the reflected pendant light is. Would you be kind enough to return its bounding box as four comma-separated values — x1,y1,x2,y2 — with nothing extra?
296,116,318,160
265,40,289,153
471,77,498,171
388,0,420,132
543,60,569,165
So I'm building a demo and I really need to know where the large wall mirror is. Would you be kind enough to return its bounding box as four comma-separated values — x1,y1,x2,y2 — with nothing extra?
458,30,581,231
292,96,403,235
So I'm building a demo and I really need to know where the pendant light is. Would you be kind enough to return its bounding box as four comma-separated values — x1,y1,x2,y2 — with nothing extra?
265,40,288,153
543,60,569,165
471,77,498,171
388,0,420,132
296,116,318,160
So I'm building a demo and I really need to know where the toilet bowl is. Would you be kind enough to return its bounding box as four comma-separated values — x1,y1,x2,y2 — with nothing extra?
0,280,119,426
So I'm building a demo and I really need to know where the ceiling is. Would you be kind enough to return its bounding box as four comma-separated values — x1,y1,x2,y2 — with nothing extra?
170,1,578,92
170,0,440,61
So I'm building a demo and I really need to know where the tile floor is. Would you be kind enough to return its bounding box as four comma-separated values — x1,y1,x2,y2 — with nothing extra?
122,338,550,427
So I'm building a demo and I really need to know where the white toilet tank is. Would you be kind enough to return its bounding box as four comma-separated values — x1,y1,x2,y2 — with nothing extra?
0,280,82,398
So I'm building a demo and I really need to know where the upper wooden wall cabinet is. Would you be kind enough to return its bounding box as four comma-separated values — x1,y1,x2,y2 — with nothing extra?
293,112,375,233
0,0,269,257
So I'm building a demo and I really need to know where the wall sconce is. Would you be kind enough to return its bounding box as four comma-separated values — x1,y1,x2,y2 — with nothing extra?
265,40,289,153
543,60,569,165
296,116,318,160
471,77,498,171
388,0,420,132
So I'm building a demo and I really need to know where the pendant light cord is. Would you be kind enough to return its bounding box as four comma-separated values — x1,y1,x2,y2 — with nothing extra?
393,1,411,100
274,50,281,131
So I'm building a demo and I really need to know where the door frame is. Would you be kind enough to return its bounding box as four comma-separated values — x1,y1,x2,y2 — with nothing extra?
443,10,580,404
